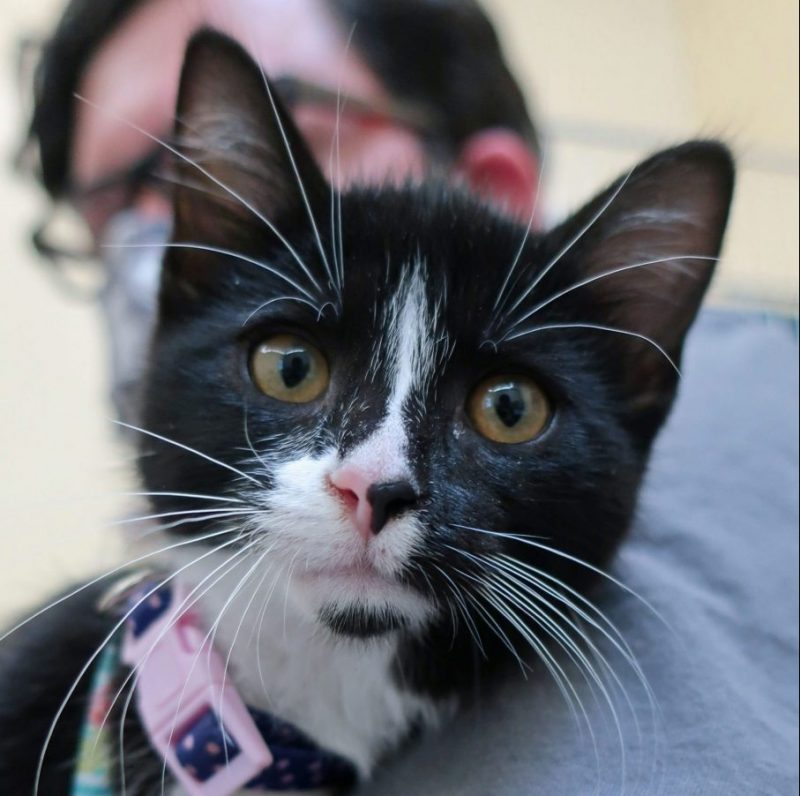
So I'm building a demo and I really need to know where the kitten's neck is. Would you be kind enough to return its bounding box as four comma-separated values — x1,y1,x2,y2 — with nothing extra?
167,551,446,779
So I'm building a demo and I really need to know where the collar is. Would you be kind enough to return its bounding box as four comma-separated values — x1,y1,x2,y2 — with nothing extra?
73,577,356,796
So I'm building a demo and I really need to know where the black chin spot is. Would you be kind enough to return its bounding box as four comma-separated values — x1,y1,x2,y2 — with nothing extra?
318,604,407,638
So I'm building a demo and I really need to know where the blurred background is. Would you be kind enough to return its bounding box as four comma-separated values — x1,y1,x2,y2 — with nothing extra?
1,0,797,624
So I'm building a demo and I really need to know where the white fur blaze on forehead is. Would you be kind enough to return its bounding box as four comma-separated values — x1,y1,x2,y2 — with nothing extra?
349,263,436,482
387,265,435,415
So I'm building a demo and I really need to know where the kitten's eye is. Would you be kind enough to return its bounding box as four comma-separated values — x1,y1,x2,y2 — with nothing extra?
468,375,550,444
250,334,329,403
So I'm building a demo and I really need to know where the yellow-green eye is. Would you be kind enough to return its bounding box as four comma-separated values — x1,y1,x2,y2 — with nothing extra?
250,334,329,403
468,374,550,444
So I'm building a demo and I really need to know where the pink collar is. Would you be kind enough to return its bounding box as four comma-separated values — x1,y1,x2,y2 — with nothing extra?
118,580,356,795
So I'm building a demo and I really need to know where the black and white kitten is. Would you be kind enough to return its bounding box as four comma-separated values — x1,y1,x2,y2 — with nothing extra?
0,30,734,795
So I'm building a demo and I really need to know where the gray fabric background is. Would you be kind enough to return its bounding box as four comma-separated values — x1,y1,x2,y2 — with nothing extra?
361,311,799,796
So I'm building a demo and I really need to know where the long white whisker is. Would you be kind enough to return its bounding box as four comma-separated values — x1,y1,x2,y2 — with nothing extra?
104,241,319,305
121,491,244,504
242,296,332,327
217,545,277,754
254,557,289,704
475,555,630,780
492,152,548,317
498,169,633,327
101,537,256,769
333,25,356,301
452,523,672,631
116,419,263,487
159,539,265,787
133,511,257,538
252,52,336,297
33,535,243,795
115,540,259,795
503,254,718,338
495,552,660,725
442,562,527,674
0,526,240,645
75,94,323,297
113,507,256,526
477,580,593,746
504,322,680,375
430,563,487,660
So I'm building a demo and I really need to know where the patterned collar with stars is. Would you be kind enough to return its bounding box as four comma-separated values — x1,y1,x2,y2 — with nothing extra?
71,576,357,796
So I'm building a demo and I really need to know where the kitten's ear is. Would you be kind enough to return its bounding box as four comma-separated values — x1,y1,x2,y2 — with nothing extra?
554,141,734,430
164,29,327,300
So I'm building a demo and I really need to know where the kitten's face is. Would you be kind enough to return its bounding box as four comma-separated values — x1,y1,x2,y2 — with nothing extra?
139,32,733,645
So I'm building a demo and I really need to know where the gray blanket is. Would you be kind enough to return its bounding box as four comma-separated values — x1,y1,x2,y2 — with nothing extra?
361,311,799,795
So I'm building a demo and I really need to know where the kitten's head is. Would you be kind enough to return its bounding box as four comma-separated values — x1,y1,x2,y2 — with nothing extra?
139,32,733,643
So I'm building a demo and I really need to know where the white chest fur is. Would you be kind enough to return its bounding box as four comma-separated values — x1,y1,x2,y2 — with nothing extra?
167,557,443,782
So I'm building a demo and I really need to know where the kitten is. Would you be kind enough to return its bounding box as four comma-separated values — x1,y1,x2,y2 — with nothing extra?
0,30,733,796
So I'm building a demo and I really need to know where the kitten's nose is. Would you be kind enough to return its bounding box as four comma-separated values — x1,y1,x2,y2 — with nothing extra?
329,465,418,538
367,481,418,534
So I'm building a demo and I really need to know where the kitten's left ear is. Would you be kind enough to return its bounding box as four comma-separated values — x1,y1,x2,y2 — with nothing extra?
552,141,735,431
164,29,328,303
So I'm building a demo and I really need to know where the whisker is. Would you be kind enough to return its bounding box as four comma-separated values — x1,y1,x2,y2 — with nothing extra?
113,507,256,527
216,546,277,754
115,419,263,487
121,491,244,505
0,526,241,645
75,93,323,298
333,25,357,301
430,563,487,660
249,42,337,298
33,535,243,795
497,168,633,329
501,254,718,339
163,544,265,784
473,553,631,777
506,322,680,374
491,152,548,318
105,241,319,305
254,556,290,704
441,562,527,674
242,296,333,327
132,510,258,538
495,553,659,720
100,536,256,767
477,578,591,743
452,523,672,630
115,540,259,795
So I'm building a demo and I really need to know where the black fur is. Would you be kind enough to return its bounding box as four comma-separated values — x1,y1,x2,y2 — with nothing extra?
0,581,115,793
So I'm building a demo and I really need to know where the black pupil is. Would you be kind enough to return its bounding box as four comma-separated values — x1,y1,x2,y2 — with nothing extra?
493,387,526,428
280,349,311,388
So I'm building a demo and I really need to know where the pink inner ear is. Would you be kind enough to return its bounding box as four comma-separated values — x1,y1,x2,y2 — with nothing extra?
456,129,541,224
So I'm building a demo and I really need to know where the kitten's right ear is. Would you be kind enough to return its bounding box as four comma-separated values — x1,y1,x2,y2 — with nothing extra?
164,29,328,302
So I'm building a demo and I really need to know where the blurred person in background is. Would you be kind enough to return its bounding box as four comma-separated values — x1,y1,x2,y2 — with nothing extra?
20,0,542,426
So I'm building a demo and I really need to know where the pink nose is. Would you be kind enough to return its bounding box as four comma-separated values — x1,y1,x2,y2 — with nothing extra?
329,465,418,540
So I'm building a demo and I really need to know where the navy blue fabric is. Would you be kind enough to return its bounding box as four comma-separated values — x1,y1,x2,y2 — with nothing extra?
360,311,799,795
127,585,171,639
246,710,356,791
175,708,241,783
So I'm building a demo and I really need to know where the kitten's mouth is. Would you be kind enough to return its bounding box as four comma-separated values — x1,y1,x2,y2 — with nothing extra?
297,559,428,637
298,560,397,589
